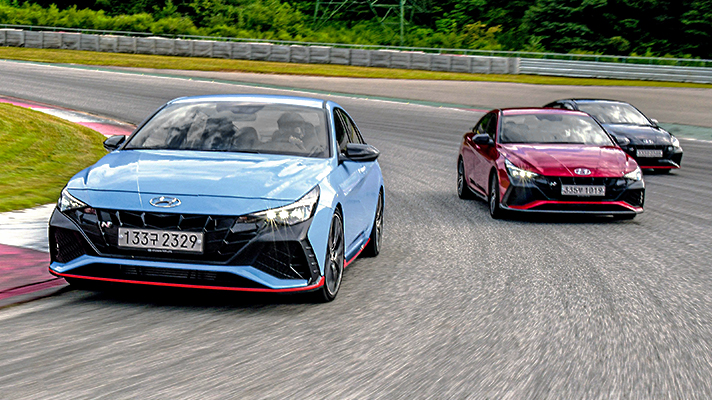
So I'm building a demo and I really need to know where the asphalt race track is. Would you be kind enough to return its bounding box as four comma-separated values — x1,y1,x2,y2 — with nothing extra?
1,60,712,399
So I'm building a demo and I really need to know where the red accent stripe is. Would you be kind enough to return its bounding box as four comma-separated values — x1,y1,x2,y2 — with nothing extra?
345,238,369,268
508,200,642,212
49,269,324,293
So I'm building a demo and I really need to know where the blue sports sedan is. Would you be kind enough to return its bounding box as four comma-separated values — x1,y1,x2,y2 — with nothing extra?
49,95,384,301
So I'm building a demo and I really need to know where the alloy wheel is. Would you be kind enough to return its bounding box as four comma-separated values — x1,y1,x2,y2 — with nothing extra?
324,213,344,297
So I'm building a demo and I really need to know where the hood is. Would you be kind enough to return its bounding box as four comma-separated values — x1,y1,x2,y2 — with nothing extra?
602,124,673,145
67,150,332,211
501,144,636,177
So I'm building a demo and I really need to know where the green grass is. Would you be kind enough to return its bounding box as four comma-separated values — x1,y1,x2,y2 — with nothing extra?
0,103,107,212
2,47,712,88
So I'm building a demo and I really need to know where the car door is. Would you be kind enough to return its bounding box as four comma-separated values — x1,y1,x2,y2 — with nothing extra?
333,108,374,253
470,112,499,191
463,113,492,194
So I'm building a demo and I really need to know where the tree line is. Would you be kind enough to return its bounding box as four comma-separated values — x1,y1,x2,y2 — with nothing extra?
1,0,710,59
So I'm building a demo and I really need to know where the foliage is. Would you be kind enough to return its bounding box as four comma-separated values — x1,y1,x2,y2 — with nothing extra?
0,0,710,58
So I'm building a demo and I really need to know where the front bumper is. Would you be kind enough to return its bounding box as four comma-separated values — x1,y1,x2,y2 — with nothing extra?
501,175,645,215
623,145,683,169
48,207,324,292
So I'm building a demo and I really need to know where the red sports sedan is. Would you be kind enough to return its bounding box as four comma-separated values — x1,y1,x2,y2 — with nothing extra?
457,108,645,219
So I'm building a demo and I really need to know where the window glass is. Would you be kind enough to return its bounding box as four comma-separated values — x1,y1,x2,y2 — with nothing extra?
484,113,498,139
576,102,649,125
499,113,614,146
333,110,349,153
475,113,493,135
125,102,329,157
341,111,365,144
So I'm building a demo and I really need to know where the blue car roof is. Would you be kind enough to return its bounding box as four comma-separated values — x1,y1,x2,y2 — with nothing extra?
169,94,327,109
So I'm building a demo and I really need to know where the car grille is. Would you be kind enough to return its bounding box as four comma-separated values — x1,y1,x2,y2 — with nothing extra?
253,242,312,280
505,176,643,209
621,190,645,207
59,209,319,282
64,209,262,264
540,177,628,202
50,227,89,263
624,144,679,167
633,144,668,150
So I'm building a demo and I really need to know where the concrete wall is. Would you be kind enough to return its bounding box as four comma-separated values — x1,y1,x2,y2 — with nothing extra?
0,29,525,76
4,29,711,83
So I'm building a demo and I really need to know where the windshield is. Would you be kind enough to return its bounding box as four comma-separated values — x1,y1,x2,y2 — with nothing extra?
125,102,329,158
500,113,614,146
576,102,650,125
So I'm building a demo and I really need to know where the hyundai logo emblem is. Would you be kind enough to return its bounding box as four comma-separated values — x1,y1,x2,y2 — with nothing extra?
149,196,181,208
574,168,592,176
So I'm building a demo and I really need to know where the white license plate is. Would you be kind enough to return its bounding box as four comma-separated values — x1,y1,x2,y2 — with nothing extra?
118,228,203,253
637,149,663,158
561,185,606,196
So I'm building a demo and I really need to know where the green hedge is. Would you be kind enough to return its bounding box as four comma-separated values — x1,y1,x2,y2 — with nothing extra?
1,0,710,59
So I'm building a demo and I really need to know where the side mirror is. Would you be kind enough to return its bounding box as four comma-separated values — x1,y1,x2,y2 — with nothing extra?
473,134,494,146
103,135,126,151
339,143,380,163
650,118,659,127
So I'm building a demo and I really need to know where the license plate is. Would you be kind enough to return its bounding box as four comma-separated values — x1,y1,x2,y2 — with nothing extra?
118,228,203,253
561,185,606,196
637,149,663,158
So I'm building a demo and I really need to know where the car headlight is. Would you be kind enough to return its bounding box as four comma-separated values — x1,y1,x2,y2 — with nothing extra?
505,159,539,180
623,167,642,181
671,135,681,148
58,187,88,212
249,186,320,225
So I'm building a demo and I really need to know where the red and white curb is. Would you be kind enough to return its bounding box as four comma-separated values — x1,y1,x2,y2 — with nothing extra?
0,96,135,307
0,96,135,137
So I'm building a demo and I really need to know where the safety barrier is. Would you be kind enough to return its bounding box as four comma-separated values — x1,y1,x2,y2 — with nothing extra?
0,28,518,75
2,28,712,83
520,59,712,84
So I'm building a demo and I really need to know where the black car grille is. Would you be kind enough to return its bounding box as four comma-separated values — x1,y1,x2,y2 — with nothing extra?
539,177,628,202
59,209,319,282
50,227,89,263
624,144,680,167
632,144,668,150
68,264,268,289
253,242,312,280
505,176,643,209
621,190,645,207
64,209,262,264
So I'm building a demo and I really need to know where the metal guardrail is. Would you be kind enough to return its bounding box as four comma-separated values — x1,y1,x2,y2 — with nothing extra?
520,59,712,84
1,26,711,83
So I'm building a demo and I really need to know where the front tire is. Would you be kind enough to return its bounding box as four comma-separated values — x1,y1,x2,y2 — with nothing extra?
458,158,475,199
489,172,505,219
315,212,345,302
363,190,383,257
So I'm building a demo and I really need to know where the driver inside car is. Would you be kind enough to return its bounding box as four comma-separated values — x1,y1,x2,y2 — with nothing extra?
272,112,317,151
